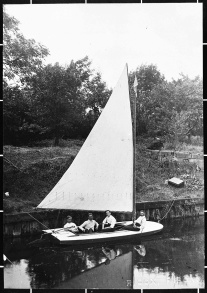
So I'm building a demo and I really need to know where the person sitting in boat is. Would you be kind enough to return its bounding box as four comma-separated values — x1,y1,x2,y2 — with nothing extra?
134,210,146,232
102,210,116,231
78,213,99,233
63,215,78,233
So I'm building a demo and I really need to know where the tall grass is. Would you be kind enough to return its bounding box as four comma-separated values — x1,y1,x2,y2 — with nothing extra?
163,136,203,153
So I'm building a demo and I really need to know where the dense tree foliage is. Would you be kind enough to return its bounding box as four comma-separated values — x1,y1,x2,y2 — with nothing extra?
3,9,49,145
167,75,203,144
29,57,111,145
30,62,84,145
3,11,111,145
129,66,203,143
3,11,203,146
3,10,49,84
129,64,166,136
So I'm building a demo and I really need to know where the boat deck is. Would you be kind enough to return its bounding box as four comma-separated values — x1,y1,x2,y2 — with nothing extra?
43,221,163,245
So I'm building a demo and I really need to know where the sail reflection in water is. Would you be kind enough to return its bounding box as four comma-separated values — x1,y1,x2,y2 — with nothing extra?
4,217,204,289
57,246,133,289
25,245,133,289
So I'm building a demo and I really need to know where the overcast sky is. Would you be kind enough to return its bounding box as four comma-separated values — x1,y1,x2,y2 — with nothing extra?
5,3,202,88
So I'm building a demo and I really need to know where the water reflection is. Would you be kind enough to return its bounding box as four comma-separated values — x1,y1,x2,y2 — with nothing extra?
133,216,204,289
4,216,204,289
134,245,146,257
24,244,133,289
101,245,119,265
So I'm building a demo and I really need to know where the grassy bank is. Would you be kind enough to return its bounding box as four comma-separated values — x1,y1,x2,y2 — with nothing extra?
3,139,203,214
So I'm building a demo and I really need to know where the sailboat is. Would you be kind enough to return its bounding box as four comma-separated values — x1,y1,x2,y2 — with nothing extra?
37,64,163,245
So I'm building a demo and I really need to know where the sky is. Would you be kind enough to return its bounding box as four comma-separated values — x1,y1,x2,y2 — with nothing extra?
5,3,202,89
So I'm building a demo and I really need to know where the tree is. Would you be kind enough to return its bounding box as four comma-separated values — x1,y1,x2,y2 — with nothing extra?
168,75,203,144
171,74,202,113
30,62,82,145
144,82,175,138
3,10,50,145
129,64,165,136
3,9,49,85
129,65,203,143
82,72,111,132
30,57,111,145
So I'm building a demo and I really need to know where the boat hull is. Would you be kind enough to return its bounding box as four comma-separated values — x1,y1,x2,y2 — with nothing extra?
43,221,163,245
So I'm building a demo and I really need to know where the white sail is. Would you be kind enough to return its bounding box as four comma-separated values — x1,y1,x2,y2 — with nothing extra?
37,65,133,212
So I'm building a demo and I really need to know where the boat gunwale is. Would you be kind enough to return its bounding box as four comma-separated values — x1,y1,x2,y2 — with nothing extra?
49,221,164,245
52,228,164,245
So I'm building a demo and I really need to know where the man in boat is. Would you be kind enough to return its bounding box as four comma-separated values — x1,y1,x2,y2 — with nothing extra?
134,210,146,232
63,215,78,233
123,210,146,231
78,213,99,233
101,210,116,231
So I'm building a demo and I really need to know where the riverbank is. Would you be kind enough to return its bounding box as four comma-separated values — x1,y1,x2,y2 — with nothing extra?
3,197,204,237
3,139,204,214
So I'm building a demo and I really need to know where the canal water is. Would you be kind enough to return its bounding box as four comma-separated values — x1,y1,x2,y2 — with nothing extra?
4,216,204,289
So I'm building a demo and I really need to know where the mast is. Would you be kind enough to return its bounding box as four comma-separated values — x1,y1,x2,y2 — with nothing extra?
133,73,138,222
126,64,135,220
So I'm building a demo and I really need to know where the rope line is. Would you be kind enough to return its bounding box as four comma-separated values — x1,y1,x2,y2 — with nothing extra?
26,212,57,234
158,199,175,222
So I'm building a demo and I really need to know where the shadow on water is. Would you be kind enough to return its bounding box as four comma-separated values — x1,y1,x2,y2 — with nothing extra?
4,216,204,289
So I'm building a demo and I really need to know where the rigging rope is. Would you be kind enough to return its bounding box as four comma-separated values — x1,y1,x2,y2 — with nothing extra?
26,212,58,234
158,199,175,222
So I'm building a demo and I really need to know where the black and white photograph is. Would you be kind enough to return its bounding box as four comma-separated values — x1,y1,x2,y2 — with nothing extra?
3,2,204,290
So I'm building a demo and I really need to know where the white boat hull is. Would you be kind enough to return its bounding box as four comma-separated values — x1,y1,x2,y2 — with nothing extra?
43,221,163,245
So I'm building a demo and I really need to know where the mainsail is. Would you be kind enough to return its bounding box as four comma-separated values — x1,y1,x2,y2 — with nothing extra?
37,65,133,212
